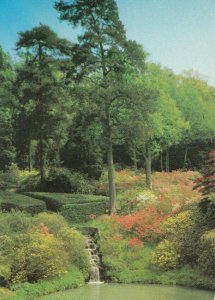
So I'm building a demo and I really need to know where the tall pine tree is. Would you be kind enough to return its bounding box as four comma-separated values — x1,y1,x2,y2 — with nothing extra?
55,0,145,213
16,25,72,186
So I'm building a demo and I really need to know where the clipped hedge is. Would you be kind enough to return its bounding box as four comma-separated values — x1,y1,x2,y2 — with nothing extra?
62,201,109,223
0,191,46,214
23,192,108,212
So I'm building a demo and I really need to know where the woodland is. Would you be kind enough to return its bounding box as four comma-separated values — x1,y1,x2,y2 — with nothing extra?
0,0,215,299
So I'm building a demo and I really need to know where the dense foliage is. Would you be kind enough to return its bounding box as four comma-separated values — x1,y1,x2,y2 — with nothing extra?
91,209,215,289
88,163,215,289
0,0,214,296
0,0,214,210
0,191,46,214
0,211,89,286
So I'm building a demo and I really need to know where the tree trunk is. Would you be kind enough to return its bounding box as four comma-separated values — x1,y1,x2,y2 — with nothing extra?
132,147,138,170
105,101,116,215
38,43,45,188
183,146,188,169
165,148,170,172
145,145,152,189
38,136,46,189
160,151,163,171
28,139,33,172
107,127,117,215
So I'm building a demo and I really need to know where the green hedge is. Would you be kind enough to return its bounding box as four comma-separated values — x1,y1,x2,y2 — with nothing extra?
62,201,109,223
23,192,109,212
0,191,46,214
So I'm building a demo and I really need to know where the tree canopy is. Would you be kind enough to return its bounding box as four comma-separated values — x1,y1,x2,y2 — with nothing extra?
0,0,214,211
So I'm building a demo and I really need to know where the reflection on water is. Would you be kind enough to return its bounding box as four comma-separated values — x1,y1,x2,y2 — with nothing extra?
41,284,214,300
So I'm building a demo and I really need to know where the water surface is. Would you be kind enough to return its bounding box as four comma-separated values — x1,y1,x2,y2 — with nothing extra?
41,283,214,300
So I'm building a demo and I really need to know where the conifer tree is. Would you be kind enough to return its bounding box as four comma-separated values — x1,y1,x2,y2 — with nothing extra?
55,0,145,213
16,25,72,186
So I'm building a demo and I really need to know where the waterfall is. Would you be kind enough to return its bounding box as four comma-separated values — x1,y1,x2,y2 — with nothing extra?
86,236,103,284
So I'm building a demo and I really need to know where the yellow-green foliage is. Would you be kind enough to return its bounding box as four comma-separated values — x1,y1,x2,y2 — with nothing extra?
152,239,179,271
33,212,69,235
0,211,89,285
0,164,39,190
16,168,39,184
198,230,215,277
202,229,215,245
0,288,14,300
11,233,69,283
33,213,89,276
0,255,11,279
162,210,194,238
161,210,195,257
152,210,195,271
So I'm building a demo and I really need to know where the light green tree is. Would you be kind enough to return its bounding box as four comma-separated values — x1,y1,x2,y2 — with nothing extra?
123,64,188,188
175,73,215,167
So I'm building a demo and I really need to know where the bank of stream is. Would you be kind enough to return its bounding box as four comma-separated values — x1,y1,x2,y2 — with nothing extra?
40,283,214,300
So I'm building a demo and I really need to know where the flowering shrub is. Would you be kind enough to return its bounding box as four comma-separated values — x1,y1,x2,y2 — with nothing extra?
89,214,97,219
97,169,200,215
93,216,146,282
34,213,89,277
129,237,142,248
114,204,168,240
97,168,145,195
39,223,49,236
0,211,89,285
119,188,157,214
153,171,200,214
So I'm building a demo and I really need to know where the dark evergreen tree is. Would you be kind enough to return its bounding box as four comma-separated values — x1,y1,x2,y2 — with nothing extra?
194,150,215,198
194,150,215,227
16,25,72,186
0,46,16,170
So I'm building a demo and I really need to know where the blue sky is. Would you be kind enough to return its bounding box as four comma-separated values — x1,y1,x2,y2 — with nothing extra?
0,0,215,86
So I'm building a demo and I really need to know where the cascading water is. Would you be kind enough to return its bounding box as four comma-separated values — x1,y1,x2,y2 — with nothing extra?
86,236,103,284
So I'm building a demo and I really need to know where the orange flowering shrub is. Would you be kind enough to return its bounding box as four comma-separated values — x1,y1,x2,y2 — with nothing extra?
114,204,168,240
153,170,200,214
115,169,142,190
128,237,142,248
89,214,97,220
93,215,146,282
39,223,49,236
97,170,201,242
114,171,200,240
97,168,145,195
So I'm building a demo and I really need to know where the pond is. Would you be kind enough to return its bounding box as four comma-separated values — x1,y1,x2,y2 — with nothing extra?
41,283,214,300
